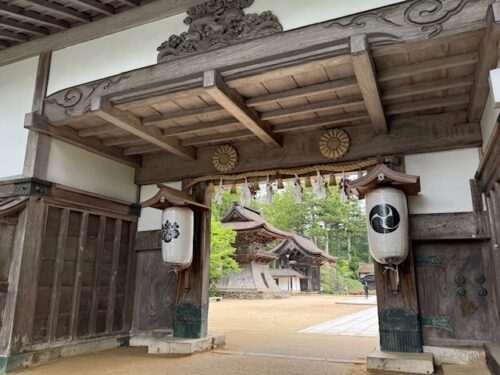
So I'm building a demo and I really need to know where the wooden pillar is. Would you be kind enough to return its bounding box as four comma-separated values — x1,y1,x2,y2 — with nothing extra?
23,51,52,180
173,183,211,339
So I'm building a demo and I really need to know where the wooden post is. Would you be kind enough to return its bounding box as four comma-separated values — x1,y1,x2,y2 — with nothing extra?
23,51,52,180
173,183,211,339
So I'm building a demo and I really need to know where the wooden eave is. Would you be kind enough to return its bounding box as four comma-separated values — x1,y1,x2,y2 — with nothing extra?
348,163,421,198
29,0,496,182
141,183,209,211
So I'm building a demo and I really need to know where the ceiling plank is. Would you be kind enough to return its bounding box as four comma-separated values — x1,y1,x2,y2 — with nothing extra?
24,112,141,167
0,29,28,42
78,123,120,137
203,70,281,148
143,105,226,127
90,97,196,160
102,135,142,147
72,0,115,16
0,17,49,36
260,95,364,121
0,3,69,30
0,0,206,67
382,77,474,101
24,0,92,23
350,34,387,134
378,52,479,83
124,144,162,156
162,118,240,137
385,95,470,116
468,3,500,121
245,77,358,108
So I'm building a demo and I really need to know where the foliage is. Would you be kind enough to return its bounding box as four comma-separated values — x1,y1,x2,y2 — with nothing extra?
321,264,363,294
209,217,239,290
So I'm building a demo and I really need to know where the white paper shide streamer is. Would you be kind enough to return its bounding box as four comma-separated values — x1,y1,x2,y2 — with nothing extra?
240,178,252,206
313,171,327,200
293,174,303,204
263,175,274,205
215,179,224,205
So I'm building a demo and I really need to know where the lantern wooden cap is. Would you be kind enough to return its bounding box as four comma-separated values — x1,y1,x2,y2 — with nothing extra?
347,164,420,199
141,184,210,211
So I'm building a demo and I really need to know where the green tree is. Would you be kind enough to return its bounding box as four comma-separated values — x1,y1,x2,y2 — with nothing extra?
210,217,239,291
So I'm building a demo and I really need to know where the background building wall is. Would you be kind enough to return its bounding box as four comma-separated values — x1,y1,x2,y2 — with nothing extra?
405,148,480,214
0,57,38,178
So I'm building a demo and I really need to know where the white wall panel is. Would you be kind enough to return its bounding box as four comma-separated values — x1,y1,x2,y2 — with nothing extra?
46,139,138,202
405,148,480,214
0,57,38,178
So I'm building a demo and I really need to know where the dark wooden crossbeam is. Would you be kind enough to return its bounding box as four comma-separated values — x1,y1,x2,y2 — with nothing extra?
0,3,70,29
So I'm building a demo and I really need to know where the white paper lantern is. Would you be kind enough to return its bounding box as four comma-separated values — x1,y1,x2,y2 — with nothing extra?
365,187,409,265
161,206,194,270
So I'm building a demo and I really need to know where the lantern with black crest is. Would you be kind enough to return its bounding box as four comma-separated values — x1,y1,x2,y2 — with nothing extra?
347,165,420,287
141,184,210,272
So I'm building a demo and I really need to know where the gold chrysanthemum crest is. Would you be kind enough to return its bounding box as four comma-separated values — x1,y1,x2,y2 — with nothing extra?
212,145,239,172
319,129,350,159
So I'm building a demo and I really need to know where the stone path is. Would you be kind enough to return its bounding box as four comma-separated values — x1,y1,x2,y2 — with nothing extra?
299,307,379,337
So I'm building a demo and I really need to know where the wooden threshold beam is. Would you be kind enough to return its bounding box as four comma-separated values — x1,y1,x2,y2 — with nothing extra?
91,97,196,160
24,112,141,167
378,52,479,82
350,35,387,134
203,70,281,148
469,3,500,121
386,94,470,116
382,77,474,101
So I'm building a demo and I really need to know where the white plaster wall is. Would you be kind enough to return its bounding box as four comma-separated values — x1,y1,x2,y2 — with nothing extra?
46,139,138,202
482,68,500,150
0,57,38,178
404,148,480,215
138,182,182,232
48,0,405,94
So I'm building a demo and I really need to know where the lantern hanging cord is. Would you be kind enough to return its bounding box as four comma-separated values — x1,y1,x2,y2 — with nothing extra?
383,264,400,287
185,155,400,188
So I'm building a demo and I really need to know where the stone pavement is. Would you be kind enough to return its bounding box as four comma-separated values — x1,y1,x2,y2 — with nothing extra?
300,307,379,337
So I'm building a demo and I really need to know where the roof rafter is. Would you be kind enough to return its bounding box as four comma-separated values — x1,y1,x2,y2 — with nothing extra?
24,0,92,23
0,3,69,29
203,69,281,148
90,97,197,161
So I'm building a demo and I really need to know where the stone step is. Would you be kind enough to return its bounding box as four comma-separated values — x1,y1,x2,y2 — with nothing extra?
442,364,490,375
367,350,434,374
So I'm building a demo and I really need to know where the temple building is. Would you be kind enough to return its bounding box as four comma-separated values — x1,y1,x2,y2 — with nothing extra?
216,203,290,299
271,234,337,292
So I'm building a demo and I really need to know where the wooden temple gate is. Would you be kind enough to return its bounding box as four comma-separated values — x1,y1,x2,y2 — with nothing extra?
0,0,499,372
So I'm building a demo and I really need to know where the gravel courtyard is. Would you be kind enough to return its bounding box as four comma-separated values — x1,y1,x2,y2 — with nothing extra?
12,295,407,375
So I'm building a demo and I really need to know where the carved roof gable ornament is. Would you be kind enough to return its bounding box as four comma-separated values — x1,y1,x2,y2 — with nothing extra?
157,0,283,63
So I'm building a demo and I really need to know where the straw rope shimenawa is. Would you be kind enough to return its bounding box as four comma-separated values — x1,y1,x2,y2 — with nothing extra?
185,155,400,188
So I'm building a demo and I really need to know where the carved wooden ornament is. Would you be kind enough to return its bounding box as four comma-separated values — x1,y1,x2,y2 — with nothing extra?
157,0,283,62
319,129,350,160
212,144,239,172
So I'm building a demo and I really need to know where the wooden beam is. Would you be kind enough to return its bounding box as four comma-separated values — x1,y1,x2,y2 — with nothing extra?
102,135,142,147
90,97,196,160
137,112,482,184
78,124,120,137
106,219,122,333
350,35,387,134
123,144,161,155
0,3,69,30
469,4,500,121
182,130,253,146
143,105,226,128
47,208,70,342
203,70,281,148
382,77,474,101
272,112,369,133
245,77,358,108
24,112,141,167
0,29,28,43
89,216,105,335
378,53,479,83
0,0,206,67
162,118,240,137
260,95,364,121
25,0,91,23
23,51,52,180
385,94,470,115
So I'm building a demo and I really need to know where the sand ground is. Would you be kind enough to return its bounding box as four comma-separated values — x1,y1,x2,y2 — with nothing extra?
12,295,423,375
